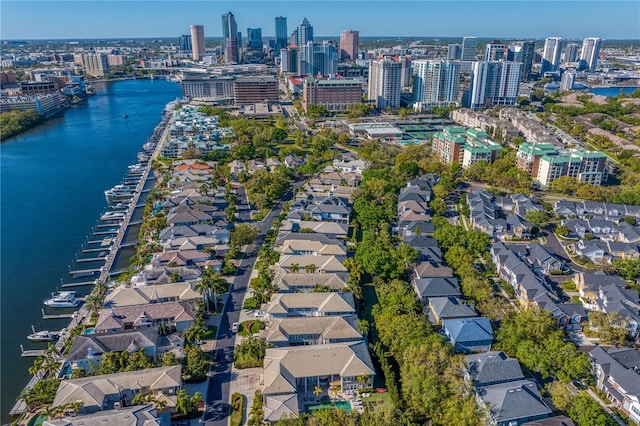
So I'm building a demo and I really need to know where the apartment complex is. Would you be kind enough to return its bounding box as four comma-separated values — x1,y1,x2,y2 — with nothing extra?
74,53,109,77
462,36,478,61
367,56,402,108
302,76,362,112
0,93,63,117
469,61,522,109
412,59,460,111
516,142,609,187
432,126,502,167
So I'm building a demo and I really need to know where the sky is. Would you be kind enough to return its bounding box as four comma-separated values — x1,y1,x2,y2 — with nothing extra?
1,0,639,40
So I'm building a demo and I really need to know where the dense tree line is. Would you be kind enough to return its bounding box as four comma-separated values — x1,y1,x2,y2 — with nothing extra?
0,109,45,141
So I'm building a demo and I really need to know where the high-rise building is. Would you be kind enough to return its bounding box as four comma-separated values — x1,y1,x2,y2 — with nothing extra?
448,44,462,60
275,17,288,52
247,28,262,49
299,41,338,76
297,17,313,46
412,59,460,111
462,36,478,61
286,46,299,73
469,61,522,109
233,76,279,105
179,35,192,53
485,41,507,61
560,71,576,91
289,29,298,47
368,56,402,108
190,25,205,61
579,37,601,71
339,30,359,61
81,53,109,77
222,12,239,64
508,41,535,81
541,37,563,74
564,43,579,63
398,56,412,88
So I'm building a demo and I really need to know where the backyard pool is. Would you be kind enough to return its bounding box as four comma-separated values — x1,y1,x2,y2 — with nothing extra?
27,413,48,426
83,328,96,335
306,400,351,413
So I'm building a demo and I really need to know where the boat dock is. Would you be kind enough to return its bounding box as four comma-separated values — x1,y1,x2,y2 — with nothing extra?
61,280,96,288
41,309,78,320
20,346,46,358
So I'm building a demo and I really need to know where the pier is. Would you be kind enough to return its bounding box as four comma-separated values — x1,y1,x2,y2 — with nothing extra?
61,280,96,288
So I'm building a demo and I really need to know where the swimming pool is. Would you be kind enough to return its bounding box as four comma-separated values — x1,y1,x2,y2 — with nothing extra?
83,328,96,335
305,400,351,413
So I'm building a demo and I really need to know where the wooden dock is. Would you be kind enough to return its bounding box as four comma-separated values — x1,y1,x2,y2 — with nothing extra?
69,267,102,276
61,280,95,288
21,349,46,358
76,256,106,263
41,309,78,320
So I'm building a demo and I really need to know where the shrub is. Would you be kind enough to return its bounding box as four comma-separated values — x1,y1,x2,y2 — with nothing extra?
243,297,259,310
230,393,245,426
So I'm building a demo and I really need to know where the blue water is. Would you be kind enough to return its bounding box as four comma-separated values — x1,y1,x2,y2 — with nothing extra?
0,79,181,421
589,86,639,97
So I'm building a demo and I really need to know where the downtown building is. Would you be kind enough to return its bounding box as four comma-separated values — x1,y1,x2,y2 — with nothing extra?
180,76,235,101
233,75,278,105
178,34,192,54
0,93,64,117
280,46,299,73
469,61,522,109
508,40,535,81
298,41,338,77
302,76,362,112
462,36,478,61
516,142,609,187
275,17,288,52
412,59,460,111
579,37,601,71
222,12,240,64
74,53,109,77
291,17,313,47
541,37,563,74
339,30,359,61
190,25,205,61
367,56,402,108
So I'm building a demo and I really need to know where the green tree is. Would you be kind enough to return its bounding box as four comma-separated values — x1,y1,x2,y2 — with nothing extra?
525,209,551,227
231,223,259,248
588,311,629,344
176,389,192,416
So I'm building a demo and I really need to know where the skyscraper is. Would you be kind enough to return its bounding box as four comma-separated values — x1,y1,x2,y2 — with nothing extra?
469,61,522,109
190,25,205,61
179,34,192,53
339,30,359,61
412,59,460,110
448,44,462,60
368,56,402,108
565,43,579,63
579,37,601,71
222,12,239,64
485,41,507,61
297,17,313,46
289,29,298,47
298,41,338,76
247,28,262,49
560,71,576,91
275,17,288,51
508,41,535,81
541,37,563,74
462,36,478,61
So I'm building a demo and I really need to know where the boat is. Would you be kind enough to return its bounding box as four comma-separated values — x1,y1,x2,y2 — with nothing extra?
27,330,59,342
44,291,82,308
105,184,134,203
100,211,125,221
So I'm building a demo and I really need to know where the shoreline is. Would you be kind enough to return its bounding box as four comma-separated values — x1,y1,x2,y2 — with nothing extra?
8,100,176,422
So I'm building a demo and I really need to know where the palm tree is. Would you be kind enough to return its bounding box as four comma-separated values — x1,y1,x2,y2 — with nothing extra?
29,356,45,378
357,375,370,389
313,385,323,400
84,294,103,316
93,280,108,298
196,269,227,312
289,263,300,273
329,385,341,400
305,264,317,274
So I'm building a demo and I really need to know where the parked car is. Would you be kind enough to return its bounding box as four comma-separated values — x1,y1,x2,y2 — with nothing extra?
231,322,239,332
254,310,265,317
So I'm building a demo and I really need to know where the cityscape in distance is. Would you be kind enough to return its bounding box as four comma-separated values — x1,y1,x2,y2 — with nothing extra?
1,2,640,426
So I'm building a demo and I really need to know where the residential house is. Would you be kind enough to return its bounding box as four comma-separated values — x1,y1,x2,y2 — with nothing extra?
525,243,569,275
465,351,524,388
271,273,348,293
531,292,586,331
276,255,348,274
275,239,347,258
442,317,494,353
574,240,609,263
42,404,167,426
522,416,576,426
573,272,626,302
592,285,640,337
142,266,201,285
428,297,478,325
103,282,201,308
260,315,362,347
94,301,196,333
414,261,454,279
279,220,349,238
606,241,640,260
590,346,640,424
155,249,212,267
65,327,159,372
52,365,182,413
263,292,356,319
476,380,552,426
412,277,461,304
331,158,369,174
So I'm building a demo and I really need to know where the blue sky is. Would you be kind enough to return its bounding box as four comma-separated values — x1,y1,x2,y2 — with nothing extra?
2,1,639,40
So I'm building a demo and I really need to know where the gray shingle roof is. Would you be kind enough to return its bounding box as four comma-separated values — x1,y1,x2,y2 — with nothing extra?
477,380,552,424
465,351,524,387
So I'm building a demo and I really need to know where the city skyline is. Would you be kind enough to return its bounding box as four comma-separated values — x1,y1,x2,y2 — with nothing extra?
2,1,639,40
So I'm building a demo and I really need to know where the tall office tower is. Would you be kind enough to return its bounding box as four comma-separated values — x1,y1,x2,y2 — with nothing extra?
469,61,522,109
289,29,298,47
508,40,535,81
190,25,205,61
287,46,299,73
541,37,563,73
565,43,579,63
179,34,192,53
461,36,478,61
448,44,462,60
297,17,313,46
275,17,288,51
339,30,359,61
485,41,507,61
222,12,239,63
412,59,460,109
579,37,601,71
298,41,338,76
367,56,402,108
280,48,289,72
560,71,575,91
247,28,262,49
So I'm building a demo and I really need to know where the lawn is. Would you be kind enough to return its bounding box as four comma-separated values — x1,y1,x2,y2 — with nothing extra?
203,326,217,340
243,297,260,310
239,320,265,336
362,391,392,408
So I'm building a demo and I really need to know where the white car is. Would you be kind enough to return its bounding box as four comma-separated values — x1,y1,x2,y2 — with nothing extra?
254,310,265,317
231,322,239,332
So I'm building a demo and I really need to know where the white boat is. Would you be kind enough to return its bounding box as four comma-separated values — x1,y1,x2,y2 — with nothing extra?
27,330,59,342
105,184,134,203
44,291,82,308
100,211,125,221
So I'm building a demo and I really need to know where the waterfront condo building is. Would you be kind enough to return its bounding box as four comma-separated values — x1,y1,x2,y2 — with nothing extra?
541,37,563,74
339,30,359,61
462,36,478,61
432,126,502,167
412,59,460,111
302,76,362,112
367,56,402,108
580,37,601,71
180,76,235,101
469,61,522,109
77,53,109,77
516,142,609,187
233,75,278,105
275,16,288,52
560,71,576,91
565,43,580,63
190,25,205,61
